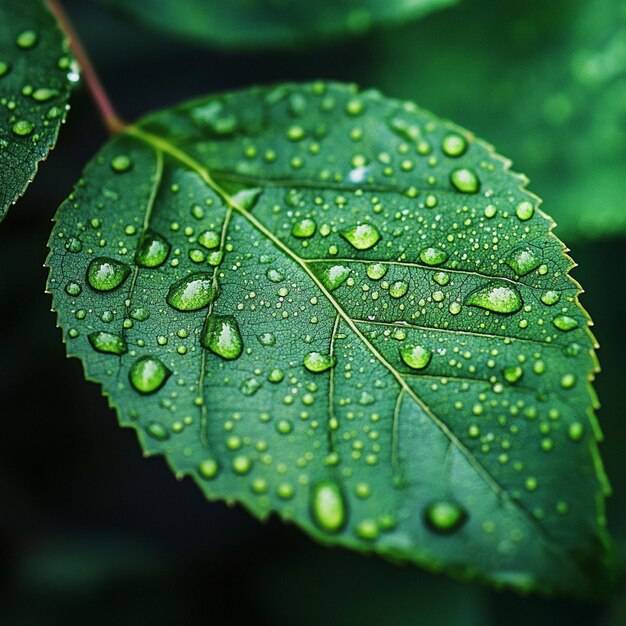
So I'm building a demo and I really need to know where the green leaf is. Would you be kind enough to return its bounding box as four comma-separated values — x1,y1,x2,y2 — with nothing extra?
371,0,626,240
101,0,457,50
0,0,76,222
47,82,611,596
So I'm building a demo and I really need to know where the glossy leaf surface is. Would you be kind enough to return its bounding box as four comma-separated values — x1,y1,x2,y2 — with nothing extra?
102,0,457,50
0,0,75,222
47,82,611,595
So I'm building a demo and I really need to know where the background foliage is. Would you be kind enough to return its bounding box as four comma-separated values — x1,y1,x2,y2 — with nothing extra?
1,0,625,624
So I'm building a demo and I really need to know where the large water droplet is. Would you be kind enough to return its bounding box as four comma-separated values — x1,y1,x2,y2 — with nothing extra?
389,281,408,299
450,168,480,193
129,356,170,394
110,155,132,173
198,230,220,249
319,265,350,291
552,315,579,332
310,481,346,533
465,282,523,314
541,290,560,306
441,133,467,157
367,263,387,280
341,224,380,250
12,120,34,136
16,30,38,49
88,331,127,355
506,245,541,276
423,500,467,534
292,218,316,238
303,351,336,373
399,344,432,370
419,246,448,266
201,315,243,360
515,200,534,221
135,230,171,268
166,273,216,311
87,257,131,292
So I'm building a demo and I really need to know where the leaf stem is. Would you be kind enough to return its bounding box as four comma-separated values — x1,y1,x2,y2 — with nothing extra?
45,0,126,135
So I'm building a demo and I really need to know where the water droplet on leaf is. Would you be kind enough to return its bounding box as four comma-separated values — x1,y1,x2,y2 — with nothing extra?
450,168,480,193
303,351,336,373
399,344,432,370
88,331,127,355
424,500,467,534
135,230,171,268
341,224,380,250
201,315,243,360
87,257,130,292
465,282,523,314
166,273,216,311
129,356,170,394
311,481,346,533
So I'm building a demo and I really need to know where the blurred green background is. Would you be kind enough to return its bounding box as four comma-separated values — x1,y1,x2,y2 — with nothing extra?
1,0,625,623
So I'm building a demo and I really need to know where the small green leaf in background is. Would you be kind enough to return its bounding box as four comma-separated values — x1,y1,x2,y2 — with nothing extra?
47,82,611,596
100,0,457,50
371,0,626,240
0,0,76,222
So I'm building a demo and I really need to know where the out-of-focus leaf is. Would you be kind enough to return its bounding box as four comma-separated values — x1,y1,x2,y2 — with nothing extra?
0,0,76,222
47,82,611,596
101,0,457,50
372,0,626,240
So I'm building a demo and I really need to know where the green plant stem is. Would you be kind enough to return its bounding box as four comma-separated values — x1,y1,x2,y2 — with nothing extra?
45,0,126,135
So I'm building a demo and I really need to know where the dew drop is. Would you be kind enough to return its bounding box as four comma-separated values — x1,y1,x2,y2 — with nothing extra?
341,223,380,250
0,60,10,77
450,168,480,193
319,265,350,291
88,331,127,355
303,351,336,373
516,200,534,221
12,120,34,136
419,246,448,266
258,332,276,346
198,229,220,249
568,422,585,442
433,271,450,286
146,422,169,441
32,88,59,102
135,230,171,268
292,218,317,238
198,458,219,479
399,344,432,370
541,290,560,306
503,365,523,383
166,273,215,311
129,356,170,394
423,500,467,534
201,315,243,360
16,30,38,49
310,481,346,533
389,281,408,299
441,132,467,157
266,268,284,283
87,257,130,292
506,245,541,276
64,281,82,297
465,282,523,314
552,315,579,332
367,263,387,280
110,155,132,173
